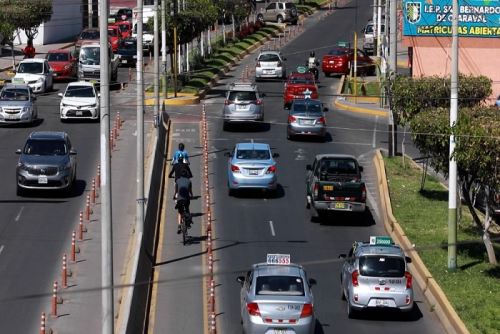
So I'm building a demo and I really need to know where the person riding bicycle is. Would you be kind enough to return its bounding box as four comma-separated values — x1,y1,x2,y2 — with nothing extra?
174,169,193,234
172,142,190,165
307,51,319,69
168,157,193,180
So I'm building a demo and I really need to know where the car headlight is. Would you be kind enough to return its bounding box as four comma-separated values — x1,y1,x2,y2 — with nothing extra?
61,103,70,108
17,162,29,171
58,162,72,172
37,77,44,83
89,103,97,108
22,106,32,113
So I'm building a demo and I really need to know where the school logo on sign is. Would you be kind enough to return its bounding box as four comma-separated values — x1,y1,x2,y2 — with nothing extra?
406,2,421,24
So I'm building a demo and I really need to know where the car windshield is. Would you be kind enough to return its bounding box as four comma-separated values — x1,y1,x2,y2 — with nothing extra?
256,276,305,296
65,86,95,98
18,62,44,74
319,158,358,175
259,53,280,62
0,88,29,101
47,53,69,62
328,48,350,56
359,255,405,277
228,91,257,101
292,102,322,114
236,149,270,160
80,47,100,64
24,140,67,156
80,31,99,40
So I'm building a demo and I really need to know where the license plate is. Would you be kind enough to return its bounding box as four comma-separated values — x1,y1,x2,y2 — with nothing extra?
332,202,345,209
272,330,290,334
12,78,24,84
6,114,19,120
249,169,259,175
236,105,248,111
264,69,274,74
375,299,389,306
323,185,333,191
122,59,127,64
301,120,314,125
76,110,83,116
53,73,58,77
38,175,48,184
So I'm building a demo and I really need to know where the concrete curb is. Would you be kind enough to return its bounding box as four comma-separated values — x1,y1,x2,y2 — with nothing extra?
373,150,470,334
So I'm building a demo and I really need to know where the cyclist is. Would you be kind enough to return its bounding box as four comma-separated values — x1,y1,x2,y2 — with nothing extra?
174,169,193,234
168,157,193,180
172,142,190,165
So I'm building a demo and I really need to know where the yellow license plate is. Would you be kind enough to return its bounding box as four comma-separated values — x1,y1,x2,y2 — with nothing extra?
323,185,333,191
334,202,346,209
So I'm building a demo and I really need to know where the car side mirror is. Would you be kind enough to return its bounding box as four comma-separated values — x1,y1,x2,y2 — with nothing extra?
272,153,279,158
338,254,347,259
58,93,63,97
236,276,245,285
70,149,77,155
15,149,22,154
405,256,412,264
358,166,364,172
306,164,312,171
308,278,317,286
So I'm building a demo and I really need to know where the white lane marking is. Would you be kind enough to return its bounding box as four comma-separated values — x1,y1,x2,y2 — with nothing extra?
372,116,379,148
15,207,24,222
0,245,4,255
269,221,276,237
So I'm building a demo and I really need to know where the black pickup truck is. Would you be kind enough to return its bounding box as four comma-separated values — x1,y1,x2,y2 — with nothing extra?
306,154,366,221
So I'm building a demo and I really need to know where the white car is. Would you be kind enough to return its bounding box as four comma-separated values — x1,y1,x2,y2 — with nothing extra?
58,81,100,121
12,58,54,94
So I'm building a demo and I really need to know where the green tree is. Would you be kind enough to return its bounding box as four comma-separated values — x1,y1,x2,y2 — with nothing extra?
0,0,53,45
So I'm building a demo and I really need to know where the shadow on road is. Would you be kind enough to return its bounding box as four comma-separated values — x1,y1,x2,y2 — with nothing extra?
316,208,376,226
223,121,271,132
229,184,285,199
349,304,424,322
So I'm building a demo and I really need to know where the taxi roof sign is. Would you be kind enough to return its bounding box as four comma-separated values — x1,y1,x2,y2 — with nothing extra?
296,66,307,74
337,41,350,47
370,236,393,246
267,254,291,265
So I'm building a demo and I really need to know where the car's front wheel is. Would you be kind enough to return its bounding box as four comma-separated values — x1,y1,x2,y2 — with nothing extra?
277,15,283,23
257,14,264,22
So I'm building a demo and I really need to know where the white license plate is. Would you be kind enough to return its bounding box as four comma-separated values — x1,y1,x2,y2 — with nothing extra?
272,330,291,334
264,69,274,74
12,78,24,84
249,169,259,175
375,299,389,306
38,175,48,184
236,105,248,111
122,59,127,64
301,120,314,125
76,110,83,116
6,114,19,120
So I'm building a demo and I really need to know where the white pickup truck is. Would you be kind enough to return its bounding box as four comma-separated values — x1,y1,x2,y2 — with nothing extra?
77,42,119,83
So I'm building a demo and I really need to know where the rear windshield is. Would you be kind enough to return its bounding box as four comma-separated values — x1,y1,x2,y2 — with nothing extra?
236,149,270,160
80,31,99,40
259,54,280,62
24,140,67,156
0,88,29,100
288,77,314,85
292,102,322,114
328,48,350,56
47,53,69,62
256,276,304,296
228,91,257,101
359,255,405,277
319,158,358,175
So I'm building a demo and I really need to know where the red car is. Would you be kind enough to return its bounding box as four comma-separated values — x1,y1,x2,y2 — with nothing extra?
283,72,319,108
116,21,132,39
107,25,122,52
46,49,77,81
322,47,376,76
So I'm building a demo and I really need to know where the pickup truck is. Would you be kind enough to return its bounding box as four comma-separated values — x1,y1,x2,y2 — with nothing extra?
78,41,119,83
306,154,366,221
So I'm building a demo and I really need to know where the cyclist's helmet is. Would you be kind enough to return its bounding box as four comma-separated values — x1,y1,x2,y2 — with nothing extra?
310,51,315,57
178,143,185,151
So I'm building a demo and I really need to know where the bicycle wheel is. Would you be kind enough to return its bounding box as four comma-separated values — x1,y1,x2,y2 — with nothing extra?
181,217,188,245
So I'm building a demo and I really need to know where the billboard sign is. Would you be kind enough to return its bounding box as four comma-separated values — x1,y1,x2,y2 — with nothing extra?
403,0,500,38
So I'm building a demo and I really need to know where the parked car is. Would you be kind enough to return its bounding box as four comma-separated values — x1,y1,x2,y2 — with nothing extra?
237,254,316,334
339,236,414,318
225,142,279,196
321,46,376,77
58,81,100,121
362,20,385,54
223,81,265,130
75,28,100,51
0,83,38,124
107,24,122,52
255,51,287,81
116,38,138,67
46,49,77,81
306,154,366,221
12,58,54,94
257,1,298,25
283,71,318,108
16,131,77,196
287,98,327,140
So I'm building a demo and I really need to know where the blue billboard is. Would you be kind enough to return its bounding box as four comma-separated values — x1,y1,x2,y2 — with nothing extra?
403,0,500,38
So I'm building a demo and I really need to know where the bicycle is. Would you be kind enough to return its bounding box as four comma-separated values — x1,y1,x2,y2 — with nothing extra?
176,200,192,245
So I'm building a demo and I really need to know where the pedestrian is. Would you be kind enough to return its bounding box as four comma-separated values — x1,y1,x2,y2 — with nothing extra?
23,40,36,59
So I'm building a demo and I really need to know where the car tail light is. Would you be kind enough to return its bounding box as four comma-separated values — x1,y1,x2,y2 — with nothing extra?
361,184,366,201
351,270,359,287
405,271,413,289
317,117,325,124
231,165,240,173
256,99,263,105
246,302,260,316
313,182,319,197
256,61,261,67
266,165,276,174
300,303,313,318
288,115,296,123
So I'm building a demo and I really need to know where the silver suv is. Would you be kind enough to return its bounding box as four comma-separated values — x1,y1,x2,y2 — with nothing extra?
257,1,298,25
0,84,38,124
223,82,265,130
339,236,414,317
16,131,77,196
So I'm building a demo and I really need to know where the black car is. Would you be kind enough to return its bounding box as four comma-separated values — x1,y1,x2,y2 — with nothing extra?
116,38,137,67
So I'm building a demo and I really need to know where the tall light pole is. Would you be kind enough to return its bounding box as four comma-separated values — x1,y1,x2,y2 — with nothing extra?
136,0,145,235
99,0,113,332
448,0,459,271
153,0,159,126
161,0,167,99
388,0,397,157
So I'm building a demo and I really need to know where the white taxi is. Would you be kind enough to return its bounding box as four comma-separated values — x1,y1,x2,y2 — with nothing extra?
12,58,54,94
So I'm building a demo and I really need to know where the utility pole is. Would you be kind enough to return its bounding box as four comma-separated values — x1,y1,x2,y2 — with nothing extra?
376,0,382,57
154,0,159,127
448,0,459,271
161,0,167,99
88,0,93,28
99,0,113,332
388,0,397,157
136,0,145,235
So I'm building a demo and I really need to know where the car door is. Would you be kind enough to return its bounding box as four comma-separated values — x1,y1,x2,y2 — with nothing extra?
341,247,355,293
265,3,276,21
240,270,253,324
306,158,318,195
44,61,53,88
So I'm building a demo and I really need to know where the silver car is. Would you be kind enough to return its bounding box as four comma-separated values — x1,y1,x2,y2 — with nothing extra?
0,84,38,124
237,254,316,334
223,82,265,130
225,142,279,196
339,236,414,318
255,51,287,81
287,99,328,140
16,131,77,196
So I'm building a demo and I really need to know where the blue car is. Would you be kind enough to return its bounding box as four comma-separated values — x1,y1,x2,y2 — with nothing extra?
225,142,279,196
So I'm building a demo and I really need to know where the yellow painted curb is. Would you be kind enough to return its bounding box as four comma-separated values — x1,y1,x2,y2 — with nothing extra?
346,96,379,104
145,91,195,98
373,151,470,334
145,96,200,106
334,99,388,117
